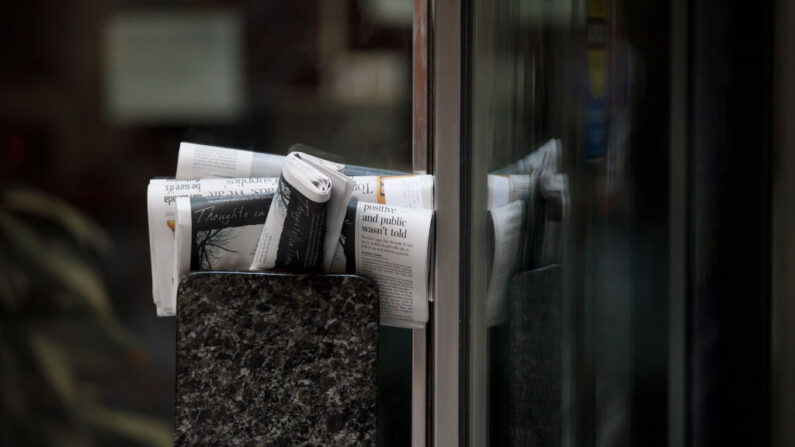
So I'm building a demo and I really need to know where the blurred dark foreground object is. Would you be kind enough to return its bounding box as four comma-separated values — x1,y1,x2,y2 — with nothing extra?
0,188,171,446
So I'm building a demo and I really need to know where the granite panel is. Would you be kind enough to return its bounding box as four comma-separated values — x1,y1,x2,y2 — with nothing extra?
175,271,379,446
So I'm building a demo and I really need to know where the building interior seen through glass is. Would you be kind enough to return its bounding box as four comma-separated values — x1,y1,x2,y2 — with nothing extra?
1,1,413,445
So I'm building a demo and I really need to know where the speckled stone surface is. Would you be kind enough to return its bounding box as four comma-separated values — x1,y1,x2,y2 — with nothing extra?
175,271,379,446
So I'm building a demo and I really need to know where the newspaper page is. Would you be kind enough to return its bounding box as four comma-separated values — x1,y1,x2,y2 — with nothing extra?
351,175,434,210
172,194,274,313
176,142,285,178
330,199,433,328
147,178,278,315
486,200,526,327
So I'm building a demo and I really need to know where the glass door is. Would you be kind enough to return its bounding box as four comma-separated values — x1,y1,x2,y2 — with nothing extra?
442,0,781,445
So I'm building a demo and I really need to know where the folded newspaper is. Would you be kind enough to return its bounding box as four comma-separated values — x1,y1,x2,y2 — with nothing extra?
330,199,434,327
176,142,404,179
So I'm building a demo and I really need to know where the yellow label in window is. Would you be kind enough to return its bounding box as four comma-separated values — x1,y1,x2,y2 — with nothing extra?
588,49,606,99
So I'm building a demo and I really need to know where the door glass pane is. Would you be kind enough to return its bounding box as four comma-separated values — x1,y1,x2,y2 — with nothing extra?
467,0,674,444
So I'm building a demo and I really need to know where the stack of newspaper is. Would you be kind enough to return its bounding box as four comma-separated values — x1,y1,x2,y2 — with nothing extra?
147,142,435,328
486,139,570,326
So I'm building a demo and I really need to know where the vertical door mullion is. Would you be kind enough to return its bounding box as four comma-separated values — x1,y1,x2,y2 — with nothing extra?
431,0,462,445
412,0,431,445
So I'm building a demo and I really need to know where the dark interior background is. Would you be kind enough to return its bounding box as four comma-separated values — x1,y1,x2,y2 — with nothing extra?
0,1,413,445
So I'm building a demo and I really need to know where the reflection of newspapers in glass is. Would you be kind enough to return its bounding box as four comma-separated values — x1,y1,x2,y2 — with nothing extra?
487,174,533,210
147,178,278,315
487,200,525,327
331,200,433,328
491,138,560,175
536,173,569,267
172,194,274,314
351,175,434,210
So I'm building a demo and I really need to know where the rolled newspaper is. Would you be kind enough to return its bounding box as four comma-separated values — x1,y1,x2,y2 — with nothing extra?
250,152,354,272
